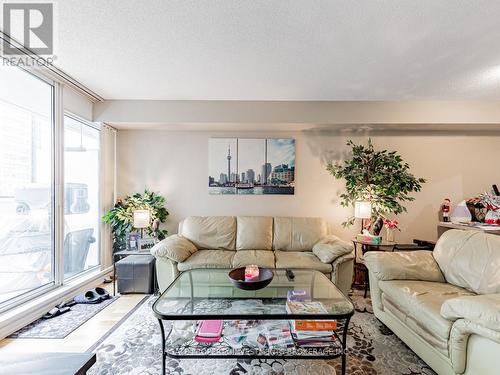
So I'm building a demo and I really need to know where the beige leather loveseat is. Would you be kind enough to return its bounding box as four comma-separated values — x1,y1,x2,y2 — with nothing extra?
365,229,500,375
151,216,354,295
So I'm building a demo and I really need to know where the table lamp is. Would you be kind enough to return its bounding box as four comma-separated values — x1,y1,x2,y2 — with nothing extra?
133,209,150,238
354,201,372,233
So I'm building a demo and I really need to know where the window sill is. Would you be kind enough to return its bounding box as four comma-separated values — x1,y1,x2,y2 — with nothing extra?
0,266,112,339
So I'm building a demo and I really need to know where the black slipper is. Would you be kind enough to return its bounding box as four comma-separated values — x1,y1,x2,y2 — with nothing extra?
42,306,71,319
73,290,100,304
94,287,110,301
57,300,77,309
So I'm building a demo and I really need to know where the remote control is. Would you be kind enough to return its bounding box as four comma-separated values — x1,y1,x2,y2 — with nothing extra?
286,269,295,281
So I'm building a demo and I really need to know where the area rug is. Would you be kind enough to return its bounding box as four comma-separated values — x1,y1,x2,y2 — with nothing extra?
87,291,436,375
9,296,119,339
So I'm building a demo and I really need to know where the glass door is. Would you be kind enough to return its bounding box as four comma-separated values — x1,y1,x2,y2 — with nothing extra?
63,115,100,279
0,65,55,305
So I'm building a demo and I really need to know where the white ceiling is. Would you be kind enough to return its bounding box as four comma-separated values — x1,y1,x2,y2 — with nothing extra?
52,0,500,100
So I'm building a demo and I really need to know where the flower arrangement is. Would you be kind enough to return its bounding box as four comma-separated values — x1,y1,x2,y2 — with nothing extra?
383,219,400,231
382,218,399,242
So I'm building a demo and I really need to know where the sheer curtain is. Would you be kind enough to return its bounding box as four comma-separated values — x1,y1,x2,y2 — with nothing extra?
100,124,117,268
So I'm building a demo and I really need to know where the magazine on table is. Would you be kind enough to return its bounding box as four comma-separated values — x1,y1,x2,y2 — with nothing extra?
289,321,336,348
223,320,267,349
264,321,295,349
285,300,328,315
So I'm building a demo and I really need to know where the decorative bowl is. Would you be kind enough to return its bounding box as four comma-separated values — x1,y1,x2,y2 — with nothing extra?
228,267,274,290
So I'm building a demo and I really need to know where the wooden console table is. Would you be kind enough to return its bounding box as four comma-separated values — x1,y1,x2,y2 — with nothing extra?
437,222,500,238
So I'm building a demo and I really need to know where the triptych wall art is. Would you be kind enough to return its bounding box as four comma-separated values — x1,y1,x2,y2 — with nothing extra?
208,138,295,195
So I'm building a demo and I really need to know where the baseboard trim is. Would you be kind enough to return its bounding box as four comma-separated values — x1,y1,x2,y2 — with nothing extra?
0,267,113,340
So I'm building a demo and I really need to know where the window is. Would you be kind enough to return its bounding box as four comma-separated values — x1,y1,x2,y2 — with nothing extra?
63,115,100,279
0,65,54,305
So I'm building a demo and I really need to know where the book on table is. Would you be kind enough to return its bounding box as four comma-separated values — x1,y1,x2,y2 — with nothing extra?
285,295,338,347
289,322,336,348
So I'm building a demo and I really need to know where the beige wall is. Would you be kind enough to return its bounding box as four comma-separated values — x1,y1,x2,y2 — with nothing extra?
116,128,500,243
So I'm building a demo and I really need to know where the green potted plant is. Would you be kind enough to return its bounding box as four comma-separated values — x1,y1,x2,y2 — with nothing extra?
327,139,426,232
103,190,169,253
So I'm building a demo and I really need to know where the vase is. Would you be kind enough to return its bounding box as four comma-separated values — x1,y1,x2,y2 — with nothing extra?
386,228,395,242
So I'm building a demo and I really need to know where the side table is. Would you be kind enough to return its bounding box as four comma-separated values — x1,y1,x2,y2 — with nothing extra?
352,239,396,298
113,250,159,296
352,239,436,298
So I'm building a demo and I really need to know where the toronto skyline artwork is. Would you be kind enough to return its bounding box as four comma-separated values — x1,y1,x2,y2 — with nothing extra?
208,138,295,195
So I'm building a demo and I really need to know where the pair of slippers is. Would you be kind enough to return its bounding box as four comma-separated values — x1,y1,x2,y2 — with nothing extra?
42,287,110,319
73,287,110,304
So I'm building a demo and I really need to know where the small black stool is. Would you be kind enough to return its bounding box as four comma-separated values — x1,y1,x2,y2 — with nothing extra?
116,254,156,294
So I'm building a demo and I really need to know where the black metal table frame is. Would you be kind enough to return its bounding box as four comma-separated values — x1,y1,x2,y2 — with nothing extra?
153,270,354,375
112,250,159,296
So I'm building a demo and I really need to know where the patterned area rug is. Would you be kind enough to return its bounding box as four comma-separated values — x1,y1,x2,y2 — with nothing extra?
87,291,436,375
10,296,119,339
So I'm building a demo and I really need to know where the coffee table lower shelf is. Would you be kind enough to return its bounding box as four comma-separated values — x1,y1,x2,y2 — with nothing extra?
158,318,350,375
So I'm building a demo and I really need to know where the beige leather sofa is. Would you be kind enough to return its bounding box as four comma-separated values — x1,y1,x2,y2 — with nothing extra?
365,229,500,375
151,216,354,295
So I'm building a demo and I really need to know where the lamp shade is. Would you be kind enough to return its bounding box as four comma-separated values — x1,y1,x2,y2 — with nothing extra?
354,201,372,219
133,210,150,229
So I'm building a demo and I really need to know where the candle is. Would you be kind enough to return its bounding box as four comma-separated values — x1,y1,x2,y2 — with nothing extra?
245,265,260,281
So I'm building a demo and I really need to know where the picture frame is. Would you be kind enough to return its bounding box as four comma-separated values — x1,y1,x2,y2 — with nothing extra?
137,237,156,252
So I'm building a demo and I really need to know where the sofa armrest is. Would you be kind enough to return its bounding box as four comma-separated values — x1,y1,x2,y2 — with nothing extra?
364,250,445,282
441,294,500,331
312,235,353,263
331,251,355,296
449,319,500,373
150,234,197,263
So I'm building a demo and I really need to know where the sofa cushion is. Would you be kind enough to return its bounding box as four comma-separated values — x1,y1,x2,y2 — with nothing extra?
441,294,500,331
379,280,474,344
179,216,236,250
312,235,354,263
177,250,235,271
433,229,500,294
150,234,197,262
364,251,445,282
232,250,275,268
274,250,332,273
236,216,273,250
273,217,328,251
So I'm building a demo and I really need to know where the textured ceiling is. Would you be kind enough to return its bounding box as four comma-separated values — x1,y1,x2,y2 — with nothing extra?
51,0,500,100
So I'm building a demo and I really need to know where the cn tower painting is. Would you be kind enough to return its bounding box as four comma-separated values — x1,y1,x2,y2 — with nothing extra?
209,138,295,195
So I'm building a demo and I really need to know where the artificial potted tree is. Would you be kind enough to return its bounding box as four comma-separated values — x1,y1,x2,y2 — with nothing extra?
103,190,169,253
327,139,426,236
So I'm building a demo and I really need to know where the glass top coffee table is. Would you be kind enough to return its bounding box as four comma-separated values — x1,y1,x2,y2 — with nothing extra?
153,268,354,375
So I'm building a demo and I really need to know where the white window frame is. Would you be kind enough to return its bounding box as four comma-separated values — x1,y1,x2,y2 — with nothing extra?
0,72,106,314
